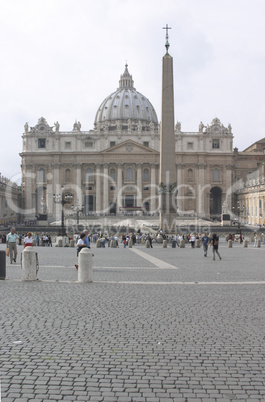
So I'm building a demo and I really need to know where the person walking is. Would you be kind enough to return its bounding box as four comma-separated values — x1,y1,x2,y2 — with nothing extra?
211,233,222,261
201,233,210,257
83,230,90,248
75,233,87,269
190,234,196,248
24,232,33,247
147,235,153,248
6,227,18,263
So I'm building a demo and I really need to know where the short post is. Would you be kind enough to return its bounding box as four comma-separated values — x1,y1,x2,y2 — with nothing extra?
22,247,37,281
179,239,185,248
128,239,132,248
78,248,93,283
58,239,63,247
172,240,176,248
70,239,75,247
163,240,167,248
228,239,233,248
243,240,248,248
111,239,116,248
0,250,6,280
195,239,200,248
257,239,261,248
146,240,150,248
96,239,101,248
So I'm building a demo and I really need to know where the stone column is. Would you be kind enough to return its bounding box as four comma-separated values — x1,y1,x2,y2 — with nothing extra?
225,164,233,212
196,163,206,218
24,164,33,216
53,164,61,220
150,164,157,214
177,163,183,214
136,164,142,207
117,163,123,212
46,167,53,218
75,163,82,204
96,164,101,213
103,164,109,213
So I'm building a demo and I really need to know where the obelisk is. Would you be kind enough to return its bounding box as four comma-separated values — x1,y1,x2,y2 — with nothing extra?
159,25,177,233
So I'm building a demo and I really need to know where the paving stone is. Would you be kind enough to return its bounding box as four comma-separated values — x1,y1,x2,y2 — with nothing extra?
1,243,265,401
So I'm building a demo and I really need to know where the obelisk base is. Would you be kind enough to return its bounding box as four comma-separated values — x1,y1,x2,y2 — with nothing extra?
160,212,176,233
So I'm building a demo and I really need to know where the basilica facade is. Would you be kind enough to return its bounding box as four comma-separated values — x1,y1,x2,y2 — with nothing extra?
20,65,235,223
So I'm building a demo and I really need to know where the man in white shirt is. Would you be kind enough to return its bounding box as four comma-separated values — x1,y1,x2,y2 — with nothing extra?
6,227,18,263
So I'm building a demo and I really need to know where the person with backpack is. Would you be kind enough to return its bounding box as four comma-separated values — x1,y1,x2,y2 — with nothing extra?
211,233,222,261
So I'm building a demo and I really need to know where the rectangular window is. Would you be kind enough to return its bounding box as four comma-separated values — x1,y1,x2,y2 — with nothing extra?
110,186,115,191
212,139,220,149
143,141,149,147
65,142,71,149
38,138,46,148
85,141,93,148
187,142,193,150
110,141,116,147
143,186,149,190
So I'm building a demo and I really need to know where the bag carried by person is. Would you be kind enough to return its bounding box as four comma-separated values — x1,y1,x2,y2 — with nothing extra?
5,248,9,256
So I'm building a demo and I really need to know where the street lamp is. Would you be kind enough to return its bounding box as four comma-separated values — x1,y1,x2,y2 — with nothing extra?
233,201,245,232
71,201,84,225
53,187,73,236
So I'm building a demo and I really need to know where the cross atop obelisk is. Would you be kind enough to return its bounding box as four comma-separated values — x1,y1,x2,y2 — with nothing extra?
159,24,177,233
163,24,171,53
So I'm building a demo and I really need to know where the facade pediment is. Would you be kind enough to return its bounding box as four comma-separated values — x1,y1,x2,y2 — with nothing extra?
102,140,159,155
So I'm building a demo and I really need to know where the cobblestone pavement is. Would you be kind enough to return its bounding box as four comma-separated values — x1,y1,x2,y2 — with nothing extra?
1,240,265,401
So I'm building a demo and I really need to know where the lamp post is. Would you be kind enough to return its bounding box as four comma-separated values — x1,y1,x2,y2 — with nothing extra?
71,201,84,225
233,201,244,232
53,187,73,236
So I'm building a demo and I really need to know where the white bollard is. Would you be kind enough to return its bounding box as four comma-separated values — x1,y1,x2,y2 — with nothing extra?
78,248,93,283
179,239,185,248
111,240,116,248
228,239,233,248
22,247,37,281
195,239,201,248
146,240,150,248
163,240,167,248
128,239,132,248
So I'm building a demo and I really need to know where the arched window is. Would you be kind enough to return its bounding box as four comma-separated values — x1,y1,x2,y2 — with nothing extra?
187,168,193,182
213,169,220,182
38,168,45,182
126,168,133,181
86,168,93,182
110,168,116,181
65,169,71,183
143,169,149,181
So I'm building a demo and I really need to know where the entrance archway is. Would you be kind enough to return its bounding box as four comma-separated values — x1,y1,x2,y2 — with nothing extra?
210,187,222,220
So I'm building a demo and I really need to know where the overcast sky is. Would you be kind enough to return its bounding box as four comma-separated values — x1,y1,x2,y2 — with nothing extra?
1,0,265,181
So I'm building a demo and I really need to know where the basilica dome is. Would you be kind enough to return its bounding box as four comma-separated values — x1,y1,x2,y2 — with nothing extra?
94,65,158,127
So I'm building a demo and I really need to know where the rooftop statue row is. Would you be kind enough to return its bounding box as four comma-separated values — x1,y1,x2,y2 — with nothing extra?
24,116,233,136
24,117,83,134
175,118,232,135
